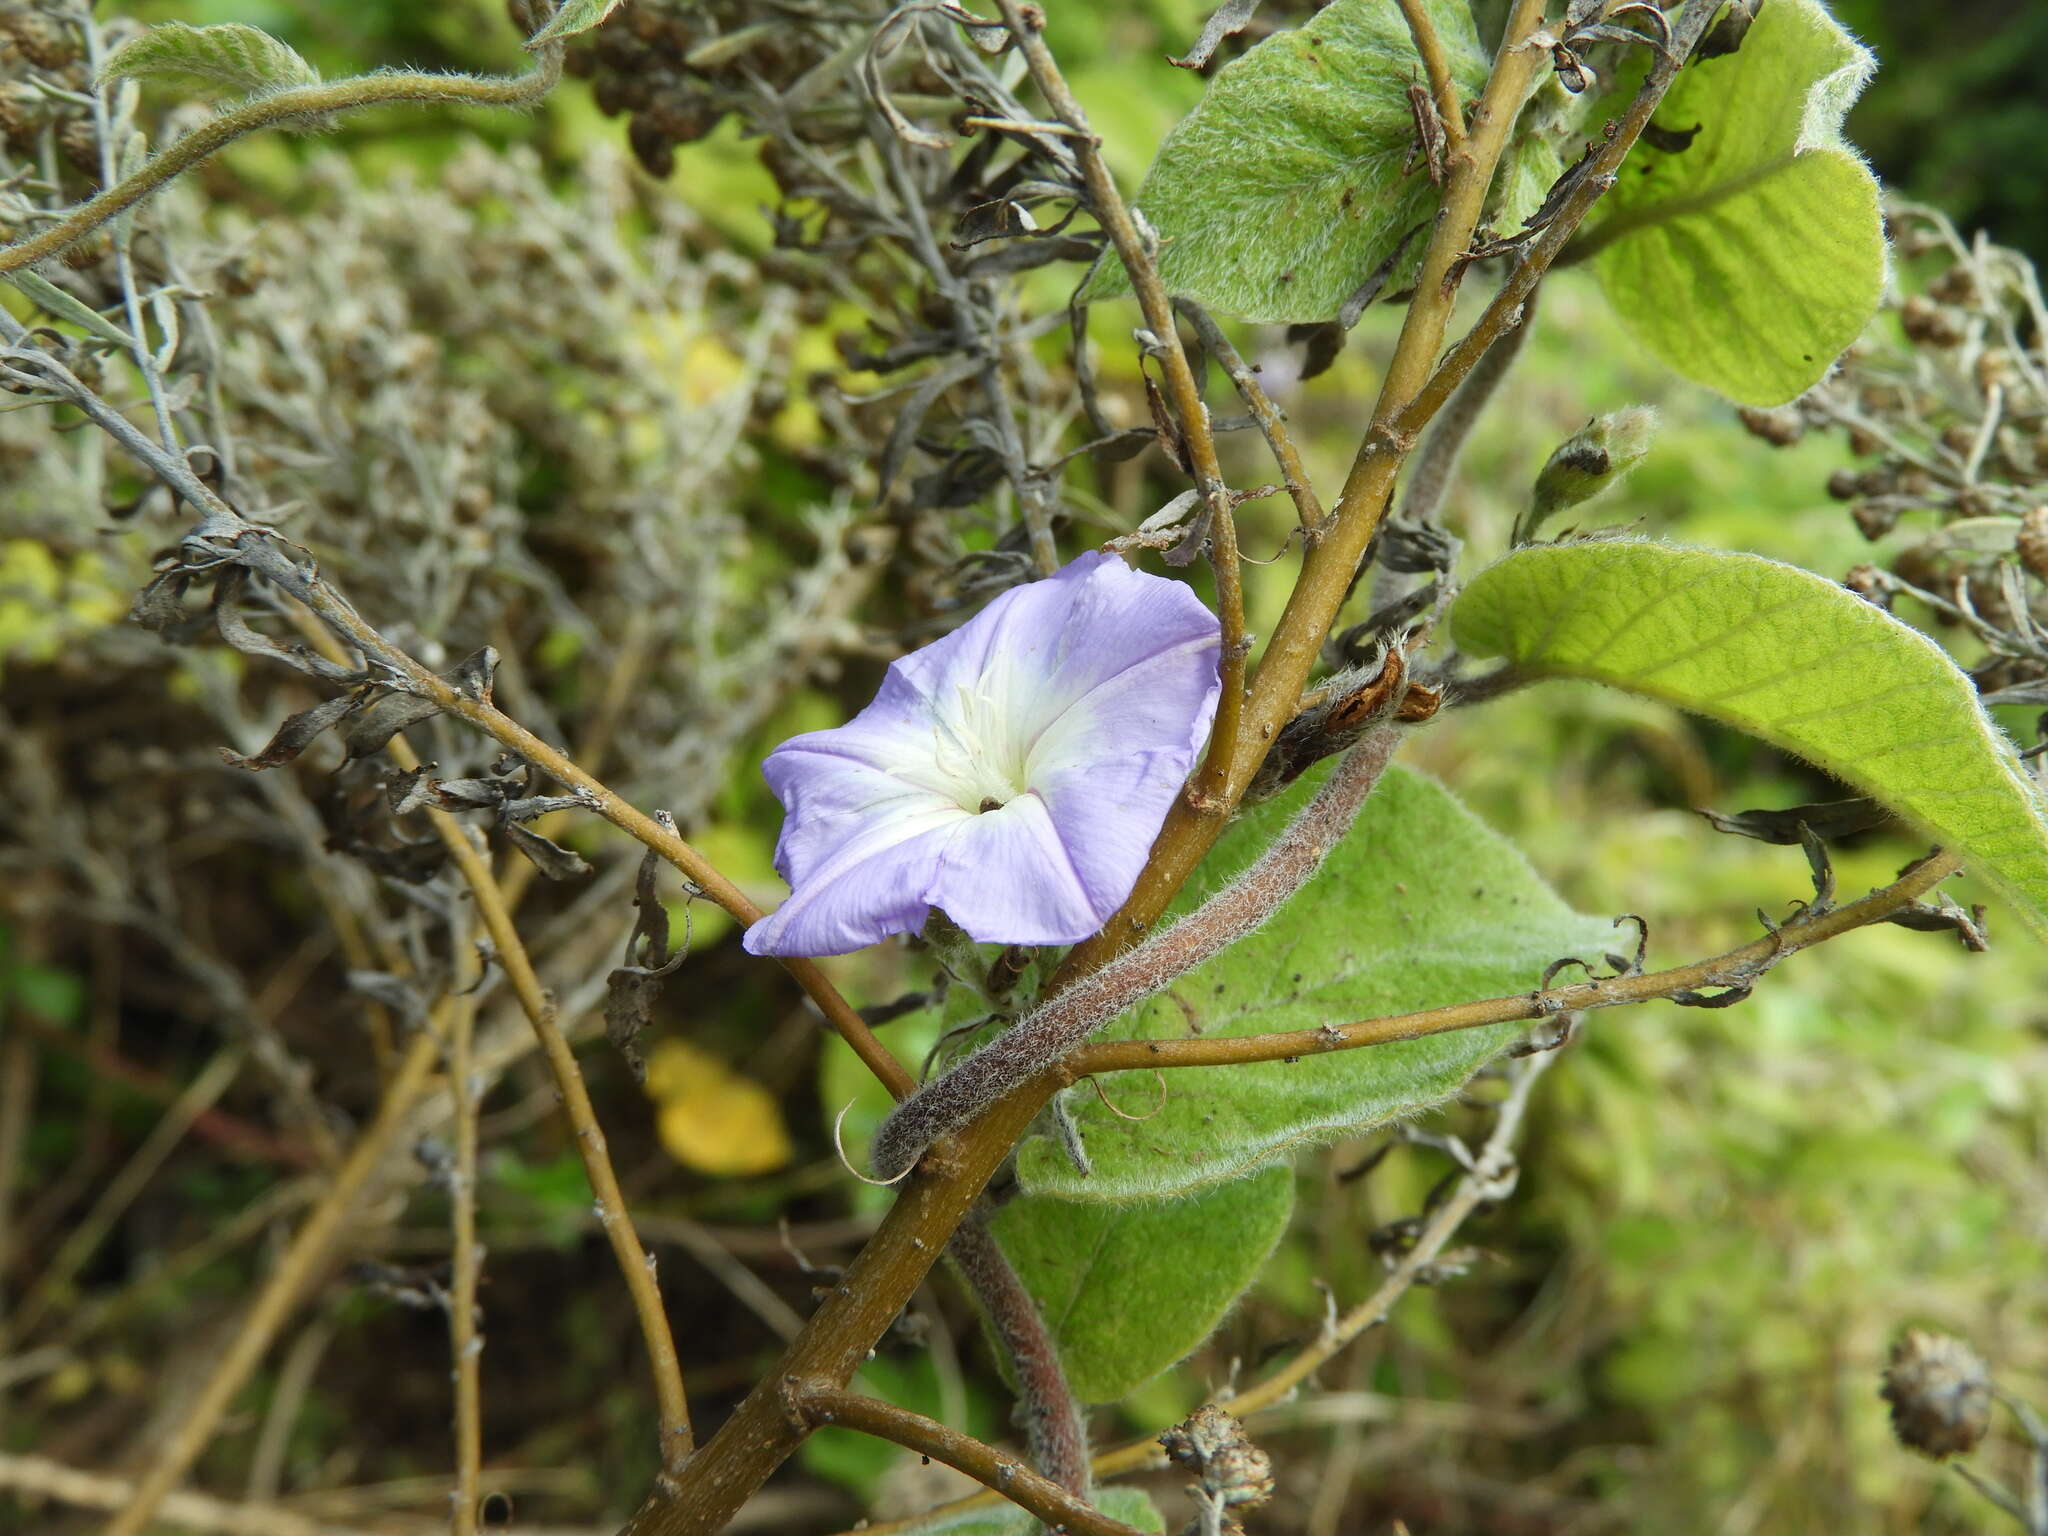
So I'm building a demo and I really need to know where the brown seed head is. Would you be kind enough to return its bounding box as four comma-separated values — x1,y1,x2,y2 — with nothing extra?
1881,1329,1991,1460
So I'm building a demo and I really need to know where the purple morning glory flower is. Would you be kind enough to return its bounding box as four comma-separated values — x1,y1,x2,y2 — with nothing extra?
742,551,1222,958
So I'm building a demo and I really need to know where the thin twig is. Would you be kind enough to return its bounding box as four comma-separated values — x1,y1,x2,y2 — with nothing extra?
1177,299,1325,536
8,1046,246,1343
783,1383,1150,1536
1395,285,1536,528
0,333,912,1104
427,800,694,1475
79,13,180,451
443,904,484,1536
992,0,1248,808
1,1450,411,1536
1067,850,1963,1078
99,1027,443,1536
1396,0,1467,149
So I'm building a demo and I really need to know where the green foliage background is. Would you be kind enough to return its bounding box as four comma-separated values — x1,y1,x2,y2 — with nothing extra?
5,3,2044,1534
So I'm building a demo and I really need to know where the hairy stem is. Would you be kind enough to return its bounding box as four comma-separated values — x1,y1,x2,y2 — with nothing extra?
0,52,563,275
949,1216,1090,1494
858,1049,1558,1533
872,725,1402,1181
783,1384,1148,1536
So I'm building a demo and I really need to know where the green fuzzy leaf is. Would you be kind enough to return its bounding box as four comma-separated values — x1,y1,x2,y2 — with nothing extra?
99,22,319,97
991,1165,1293,1403
891,1486,1163,1535
525,0,629,50
1084,0,1487,322
1016,768,1618,1201
1449,541,2048,938
1585,0,1883,404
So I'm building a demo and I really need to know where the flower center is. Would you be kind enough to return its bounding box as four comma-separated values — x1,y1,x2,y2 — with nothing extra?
977,797,1004,814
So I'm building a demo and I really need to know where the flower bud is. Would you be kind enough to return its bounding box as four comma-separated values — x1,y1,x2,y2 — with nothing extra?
1880,1330,1991,1459
1517,407,1658,544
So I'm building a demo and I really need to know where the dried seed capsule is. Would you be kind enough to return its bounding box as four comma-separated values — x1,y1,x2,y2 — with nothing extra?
1852,500,1898,541
1,7,80,70
1826,468,1861,502
1881,1330,1991,1459
1940,423,1977,459
1160,1405,1274,1513
1843,564,1891,607
1900,295,1966,348
1738,405,1804,446
1975,348,2014,394
627,116,675,179
1928,265,1979,305
2018,506,2048,583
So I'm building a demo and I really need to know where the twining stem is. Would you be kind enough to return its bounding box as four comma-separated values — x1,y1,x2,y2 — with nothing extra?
871,725,1402,1180
1054,0,1554,982
991,0,1248,809
783,1384,1149,1536
1068,850,1964,1077
99,1027,443,1536
948,1216,1090,1495
0,53,563,276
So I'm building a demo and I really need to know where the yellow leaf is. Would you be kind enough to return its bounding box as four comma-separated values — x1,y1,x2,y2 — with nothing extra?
645,1039,793,1177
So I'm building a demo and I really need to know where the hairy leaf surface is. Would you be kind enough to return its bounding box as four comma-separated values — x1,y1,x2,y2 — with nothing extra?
1016,768,1618,1201
1450,541,2048,937
100,21,319,96
1085,0,1487,322
897,1487,1163,1535
1585,0,1883,404
991,1164,1292,1402
525,0,629,49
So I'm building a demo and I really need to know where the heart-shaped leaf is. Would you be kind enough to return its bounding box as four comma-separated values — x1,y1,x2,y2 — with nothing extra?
1084,0,1489,323
991,1164,1293,1403
891,1486,1163,1535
